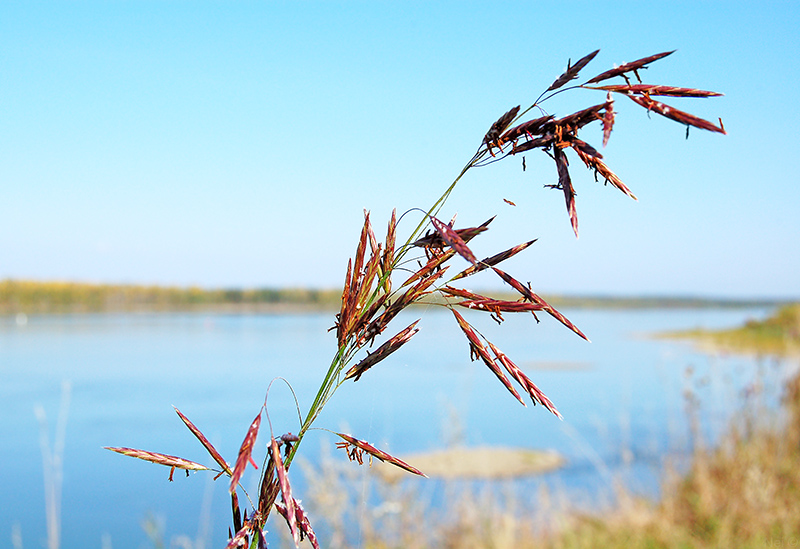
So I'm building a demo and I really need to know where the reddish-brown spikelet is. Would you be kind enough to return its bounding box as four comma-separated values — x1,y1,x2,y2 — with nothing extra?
337,258,353,346
231,490,244,535
335,432,428,477
440,286,490,300
484,105,521,153
452,239,537,280
548,49,600,91
571,145,637,200
225,516,256,549
586,50,676,84
345,320,420,381
257,474,279,521
430,215,478,264
569,138,602,159
396,263,448,304
270,437,299,547
340,215,374,340
104,447,209,476
488,342,563,418
627,94,726,134
349,293,389,345
352,247,382,313
368,267,446,337
412,216,495,249
382,209,397,294
450,309,526,405
401,249,455,288
491,267,589,341
229,412,262,494
499,115,554,146
173,407,232,476
553,146,579,237
353,214,370,285
602,92,615,147
511,134,555,154
555,102,607,131
452,216,495,244
275,498,320,549
591,84,723,98
364,210,379,254
456,299,548,314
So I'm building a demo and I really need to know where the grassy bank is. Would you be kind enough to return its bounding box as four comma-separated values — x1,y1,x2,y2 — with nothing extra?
294,305,800,548
663,303,800,357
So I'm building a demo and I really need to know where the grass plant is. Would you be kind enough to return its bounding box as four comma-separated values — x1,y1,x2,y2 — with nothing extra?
106,49,726,548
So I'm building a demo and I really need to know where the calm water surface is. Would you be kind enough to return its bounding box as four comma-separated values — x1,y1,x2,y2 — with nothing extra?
0,307,792,547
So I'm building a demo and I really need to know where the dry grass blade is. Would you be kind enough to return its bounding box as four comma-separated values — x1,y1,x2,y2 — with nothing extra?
430,215,478,264
591,83,723,97
548,49,600,91
572,145,637,200
275,498,320,549
586,50,676,84
104,447,209,478
335,432,428,477
229,412,262,494
173,407,232,476
452,239,537,280
450,309,525,405
345,320,420,381
270,437,299,547
553,147,579,237
488,342,563,418
628,94,727,134
491,267,589,341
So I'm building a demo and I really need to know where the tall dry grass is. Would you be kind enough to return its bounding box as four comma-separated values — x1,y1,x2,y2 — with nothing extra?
107,49,726,548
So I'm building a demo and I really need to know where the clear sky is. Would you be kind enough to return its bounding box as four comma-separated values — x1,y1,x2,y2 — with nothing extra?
2,1,798,299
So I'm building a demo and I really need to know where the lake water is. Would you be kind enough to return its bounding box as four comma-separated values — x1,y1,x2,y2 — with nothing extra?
1,306,794,548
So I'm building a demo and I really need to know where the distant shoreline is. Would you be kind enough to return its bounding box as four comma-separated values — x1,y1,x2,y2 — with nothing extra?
0,279,790,315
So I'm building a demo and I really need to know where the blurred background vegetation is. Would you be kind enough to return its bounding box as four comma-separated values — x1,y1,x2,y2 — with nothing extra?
0,279,783,315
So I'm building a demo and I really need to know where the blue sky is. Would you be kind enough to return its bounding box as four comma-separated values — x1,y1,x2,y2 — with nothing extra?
1,1,798,299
